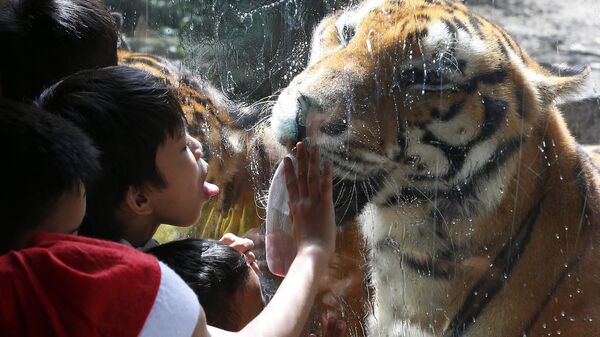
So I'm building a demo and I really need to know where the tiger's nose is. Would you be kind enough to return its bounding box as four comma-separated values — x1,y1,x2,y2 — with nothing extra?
295,93,310,141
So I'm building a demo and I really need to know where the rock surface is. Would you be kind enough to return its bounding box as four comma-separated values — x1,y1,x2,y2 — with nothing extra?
468,0,600,144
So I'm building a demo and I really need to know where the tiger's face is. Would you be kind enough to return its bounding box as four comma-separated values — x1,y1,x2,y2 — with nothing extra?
270,0,586,225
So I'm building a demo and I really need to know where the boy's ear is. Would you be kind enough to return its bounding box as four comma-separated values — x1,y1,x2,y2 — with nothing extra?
124,185,153,215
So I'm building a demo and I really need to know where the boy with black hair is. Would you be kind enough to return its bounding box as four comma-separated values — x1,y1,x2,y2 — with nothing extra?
148,238,265,332
37,65,219,248
149,238,346,335
0,0,118,101
0,98,100,253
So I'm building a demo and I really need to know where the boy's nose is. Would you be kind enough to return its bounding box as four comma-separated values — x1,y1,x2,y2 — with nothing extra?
192,147,202,161
198,157,208,173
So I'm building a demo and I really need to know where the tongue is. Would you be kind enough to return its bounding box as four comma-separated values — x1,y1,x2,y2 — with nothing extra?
265,155,297,277
203,182,220,198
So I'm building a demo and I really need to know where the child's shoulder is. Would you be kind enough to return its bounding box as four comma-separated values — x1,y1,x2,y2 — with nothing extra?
0,233,163,336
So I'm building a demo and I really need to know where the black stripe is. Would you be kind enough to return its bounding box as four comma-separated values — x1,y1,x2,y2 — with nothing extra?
403,139,520,207
522,148,597,334
444,194,546,337
320,120,348,136
452,17,471,37
479,96,509,139
540,63,587,77
121,55,175,76
460,68,509,93
404,32,415,48
457,59,468,73
414,96,508,181
478,68,508,85
446,138,520,198
381,187,431,206
468,15,483,37
416,13,432,22
442,7,455,14
332,171,388,226
324,148,382,175
521,252,586,335
496,27,525,62
400,20,410,34
420,130,469,178
404,255,452,279
496,39,510,58
443,0,461,11
574,147,591,197
398,57,504,93
431,100,466,121
442,19,458,39
377,236,454,279
515,85,526,119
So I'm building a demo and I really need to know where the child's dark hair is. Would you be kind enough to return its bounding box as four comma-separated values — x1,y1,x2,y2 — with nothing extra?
36,66,186,241
0,99,99,253
0,0,118,101
148,239,252,331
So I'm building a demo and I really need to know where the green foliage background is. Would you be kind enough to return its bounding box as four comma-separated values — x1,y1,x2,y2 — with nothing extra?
105,0,352,101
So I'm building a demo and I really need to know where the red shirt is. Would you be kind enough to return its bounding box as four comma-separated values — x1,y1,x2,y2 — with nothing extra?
0,232,161,337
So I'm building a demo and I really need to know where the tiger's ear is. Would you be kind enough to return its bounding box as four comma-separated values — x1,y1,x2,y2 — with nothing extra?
534,63,590,104
111,12,124,30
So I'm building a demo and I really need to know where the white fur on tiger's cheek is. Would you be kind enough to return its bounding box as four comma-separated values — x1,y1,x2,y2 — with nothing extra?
308,20,342,66
426,115,479,146
423,21,488,76
270,95,299,143
224,129,244,153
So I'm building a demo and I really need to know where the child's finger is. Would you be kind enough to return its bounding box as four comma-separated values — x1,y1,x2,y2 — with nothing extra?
335,320,346,337
321,160,333,200
284,156,299,202
219,233,255,253
244,251,260,273
322,314,338,337
308,145,321,199
296,142,308,197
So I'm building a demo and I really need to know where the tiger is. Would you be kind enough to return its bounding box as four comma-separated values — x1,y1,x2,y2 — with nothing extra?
269,0,600,336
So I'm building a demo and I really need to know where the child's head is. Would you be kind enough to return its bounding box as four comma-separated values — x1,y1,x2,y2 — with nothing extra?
0,0,118,101
0,99,99,253
37,66,219,245
148,238,265,331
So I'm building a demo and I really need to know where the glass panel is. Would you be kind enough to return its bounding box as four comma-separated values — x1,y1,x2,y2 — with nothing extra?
106,1,600,336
